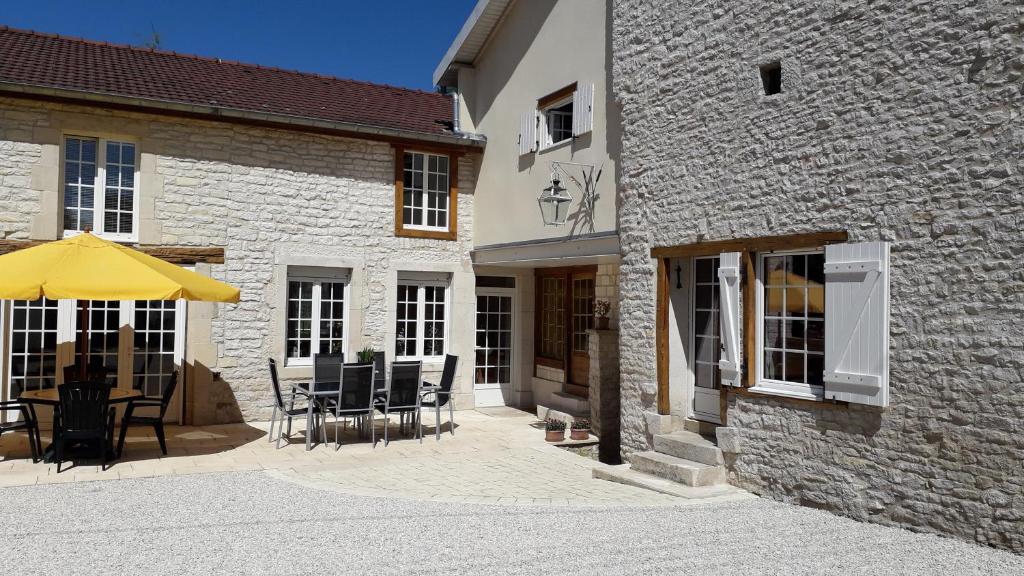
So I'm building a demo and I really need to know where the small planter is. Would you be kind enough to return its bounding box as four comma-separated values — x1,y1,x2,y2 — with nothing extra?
544,418,567,443
570,418,591,441
594,300,611,330
595,316,610,330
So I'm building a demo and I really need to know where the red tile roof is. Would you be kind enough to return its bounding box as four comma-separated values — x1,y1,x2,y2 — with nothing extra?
0,26,457,140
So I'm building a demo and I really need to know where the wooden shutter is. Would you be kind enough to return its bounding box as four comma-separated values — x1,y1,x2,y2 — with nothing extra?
518,111,537,155
572,83,594,137
718,252,742,387
824,241,890,406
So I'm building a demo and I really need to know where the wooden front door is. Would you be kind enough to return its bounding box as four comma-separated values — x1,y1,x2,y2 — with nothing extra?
535,266,595,399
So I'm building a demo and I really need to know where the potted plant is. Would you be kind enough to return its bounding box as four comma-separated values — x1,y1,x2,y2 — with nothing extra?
544,419,566,442
594,300,611,330
570,419,591,440
357,346,376,364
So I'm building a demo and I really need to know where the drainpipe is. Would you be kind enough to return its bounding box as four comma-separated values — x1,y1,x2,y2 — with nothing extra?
451,89,461,135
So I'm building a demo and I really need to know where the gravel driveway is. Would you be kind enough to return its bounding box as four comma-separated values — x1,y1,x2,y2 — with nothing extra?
2,471,1020,575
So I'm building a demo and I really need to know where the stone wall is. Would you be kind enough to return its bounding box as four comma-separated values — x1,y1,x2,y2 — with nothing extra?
613,0,1023,552
0,97,478,423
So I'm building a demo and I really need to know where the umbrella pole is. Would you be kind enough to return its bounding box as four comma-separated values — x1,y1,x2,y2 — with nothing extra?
78,299,89,381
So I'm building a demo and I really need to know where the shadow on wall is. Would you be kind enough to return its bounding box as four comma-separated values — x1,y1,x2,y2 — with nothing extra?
185,359,244,425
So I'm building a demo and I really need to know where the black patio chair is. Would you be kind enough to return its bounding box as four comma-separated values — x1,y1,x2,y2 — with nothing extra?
0,400,42,463
54,381,115,473
116,371,177,457
372,351,386,392
376,360,422,445
267,359,319,449
421,354,458,440
325,363,376,450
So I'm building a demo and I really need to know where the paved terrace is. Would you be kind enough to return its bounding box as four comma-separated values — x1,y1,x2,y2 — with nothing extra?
0,408,742,506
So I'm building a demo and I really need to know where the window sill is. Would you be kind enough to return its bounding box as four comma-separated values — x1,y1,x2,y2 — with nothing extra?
538,138,572,154
747,383,824,402
63,230,139,243
395,227,456,241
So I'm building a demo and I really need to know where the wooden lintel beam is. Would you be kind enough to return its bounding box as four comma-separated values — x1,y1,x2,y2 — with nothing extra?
650,230,849,259
0,240,225,264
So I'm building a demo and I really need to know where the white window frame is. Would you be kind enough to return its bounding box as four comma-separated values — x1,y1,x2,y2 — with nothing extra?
401,150,452,233
284,270,351,367
61,134,141,242
539,95,574,150
752,248,826,401
395,277,450,362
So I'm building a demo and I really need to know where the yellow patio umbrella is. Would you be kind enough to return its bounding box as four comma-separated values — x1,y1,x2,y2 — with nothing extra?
0,231,239,379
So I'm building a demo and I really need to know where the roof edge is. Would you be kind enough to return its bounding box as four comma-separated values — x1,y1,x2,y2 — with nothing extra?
433,0,513,87
0,81,485,148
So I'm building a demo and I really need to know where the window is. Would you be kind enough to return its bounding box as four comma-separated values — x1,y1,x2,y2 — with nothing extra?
394,148,457,240
538,276,566,361
63,136,138,240
757,250,825,397
8,298,59,397
760,62,782,96
571,277,594,353
285,271,349,365
395,275,448,360
543,99,573,147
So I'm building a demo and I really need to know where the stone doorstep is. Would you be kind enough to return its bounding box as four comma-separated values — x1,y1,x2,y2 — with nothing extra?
592,466,747,501
547,392,591,415
653,431,724,466
628,451,727,487
535,405,589,426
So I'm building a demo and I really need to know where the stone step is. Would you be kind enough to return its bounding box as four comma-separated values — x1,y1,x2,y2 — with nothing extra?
628,451,727,487
592,466,750,501
536,405,588,427
654,431,724,466
547,391,591,415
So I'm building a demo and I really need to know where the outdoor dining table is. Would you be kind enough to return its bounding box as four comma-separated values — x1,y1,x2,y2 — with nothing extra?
18,387,143,462
291,382,443,450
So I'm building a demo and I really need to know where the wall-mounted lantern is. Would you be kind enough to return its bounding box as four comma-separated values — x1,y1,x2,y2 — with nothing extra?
538,175,573,226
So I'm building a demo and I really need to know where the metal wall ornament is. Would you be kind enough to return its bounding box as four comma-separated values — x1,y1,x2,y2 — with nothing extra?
537,161,599,227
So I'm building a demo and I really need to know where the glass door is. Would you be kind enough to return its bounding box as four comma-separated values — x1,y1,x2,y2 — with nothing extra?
474,288,514,408
691,256,722,423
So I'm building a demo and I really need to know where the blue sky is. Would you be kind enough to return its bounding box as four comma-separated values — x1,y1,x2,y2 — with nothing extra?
2,1,477,91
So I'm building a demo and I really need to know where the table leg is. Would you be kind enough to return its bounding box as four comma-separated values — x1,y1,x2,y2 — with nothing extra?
435,402,441,441
306,399,313,451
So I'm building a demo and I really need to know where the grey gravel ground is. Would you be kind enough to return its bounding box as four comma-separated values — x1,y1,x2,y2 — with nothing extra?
1,471,1021,575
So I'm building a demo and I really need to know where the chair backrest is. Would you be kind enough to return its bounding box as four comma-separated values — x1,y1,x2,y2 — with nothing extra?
63,363,110,384
387,361,421,409
372,351,386,388
313,352,344,393
439,355,458,393
268,358,286,410
336,363,375,411
158,371,179,417
57,381,112,435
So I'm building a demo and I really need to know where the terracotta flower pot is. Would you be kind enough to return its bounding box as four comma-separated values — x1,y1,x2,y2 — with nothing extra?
596,316,610,330
545,429,565,443
570,428,590,441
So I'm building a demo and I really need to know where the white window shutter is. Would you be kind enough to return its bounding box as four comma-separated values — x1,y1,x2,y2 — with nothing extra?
718,252,742,387
824,241,890,407
572,83,594,137
518,111,537,155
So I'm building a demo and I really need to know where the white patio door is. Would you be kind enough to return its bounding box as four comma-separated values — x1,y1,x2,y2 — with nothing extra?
691,256,723,424
474,288,514,408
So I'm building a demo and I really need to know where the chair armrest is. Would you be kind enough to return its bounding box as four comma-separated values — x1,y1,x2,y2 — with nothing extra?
128,399,163,409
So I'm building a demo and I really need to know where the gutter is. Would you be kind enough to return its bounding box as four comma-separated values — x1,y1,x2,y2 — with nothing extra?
0,81,487,149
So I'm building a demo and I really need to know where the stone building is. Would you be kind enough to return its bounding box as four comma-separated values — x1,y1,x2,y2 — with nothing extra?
610,0,1023,552
0,26,484,424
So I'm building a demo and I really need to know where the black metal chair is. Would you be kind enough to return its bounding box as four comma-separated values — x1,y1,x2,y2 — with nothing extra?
54,381,115,473
0,400,42,463
116,371,177,457
372,351,386,392
376,360,423,445
267,358,318,449
62,362,110,385
326,363,376,450
421,354,458,440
